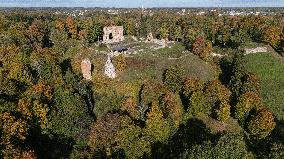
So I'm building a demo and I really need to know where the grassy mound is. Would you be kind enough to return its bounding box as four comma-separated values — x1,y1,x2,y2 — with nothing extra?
245,52,284,120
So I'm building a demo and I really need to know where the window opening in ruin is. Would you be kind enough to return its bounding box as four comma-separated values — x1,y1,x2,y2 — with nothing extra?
109,33,113,39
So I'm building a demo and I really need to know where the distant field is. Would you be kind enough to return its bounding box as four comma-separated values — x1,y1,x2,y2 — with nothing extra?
245,52,284,120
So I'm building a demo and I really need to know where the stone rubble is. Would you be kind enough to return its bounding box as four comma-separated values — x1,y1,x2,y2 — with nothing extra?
245,47,267,55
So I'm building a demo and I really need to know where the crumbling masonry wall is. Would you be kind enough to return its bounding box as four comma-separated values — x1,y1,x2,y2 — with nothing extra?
103,26,124,43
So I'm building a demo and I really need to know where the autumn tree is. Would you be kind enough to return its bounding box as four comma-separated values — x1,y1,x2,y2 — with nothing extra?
115,116,151,159
229,51,246,101
234,92,263,122
182,77,209,116
0,112,28,158
241,73,261,95
66,16,78,39
121,96,139,120
247,108,276,139
145,101,171,143
204,80,231,121
89,113,120,156
163,65,183,93
140,81,167,106
184,27,202,50
261,25,282,48
192,36,212,61
27,19,46,48
159,92,184,128
173,25,182,41
158,23,169,40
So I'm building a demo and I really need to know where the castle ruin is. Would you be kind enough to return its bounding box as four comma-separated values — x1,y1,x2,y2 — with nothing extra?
103,26,124,44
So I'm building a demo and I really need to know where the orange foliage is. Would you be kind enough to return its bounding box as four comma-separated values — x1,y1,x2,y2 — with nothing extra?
248,108,276,139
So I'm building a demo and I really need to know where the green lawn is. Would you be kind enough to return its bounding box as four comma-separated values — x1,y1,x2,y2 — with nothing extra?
245,52,284,120
120,43,217,84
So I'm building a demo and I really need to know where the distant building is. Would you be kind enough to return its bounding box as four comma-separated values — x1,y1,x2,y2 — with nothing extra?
103,26,124,44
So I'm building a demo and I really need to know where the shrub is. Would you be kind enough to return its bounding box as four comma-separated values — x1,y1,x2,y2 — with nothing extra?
234,92,263,122
114,54,127,72
163,65,183,93
247,108,276,139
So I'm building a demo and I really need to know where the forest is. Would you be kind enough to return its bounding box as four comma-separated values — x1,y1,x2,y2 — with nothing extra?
0,8,284,158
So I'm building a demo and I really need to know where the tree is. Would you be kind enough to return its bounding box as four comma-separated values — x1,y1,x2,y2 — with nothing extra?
181,76,213,117
184,27,202,50
145,101,171,143
0,112,28,158
114,115,151,159
158,23,169,40
27,19,46,48
121,96,139,120
230,29,251,48
204,80,231,122
182,76,204,99
216,25,231,47
241,73,261,95
229,51,246,101
234,92,263,122
49,87,93,140
87,22,102,43
140,81,167,106
159,92,183,128
247,108,276,139
124,18,135,36
188,91,210,116
261,25,281,48
163,65,183,93
66,16,78,39
192,36,212,61
173,25,182,41
89,113,120,155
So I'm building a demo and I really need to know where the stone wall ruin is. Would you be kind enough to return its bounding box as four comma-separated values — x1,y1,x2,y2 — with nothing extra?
81,58,92,80
103,26,124,44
